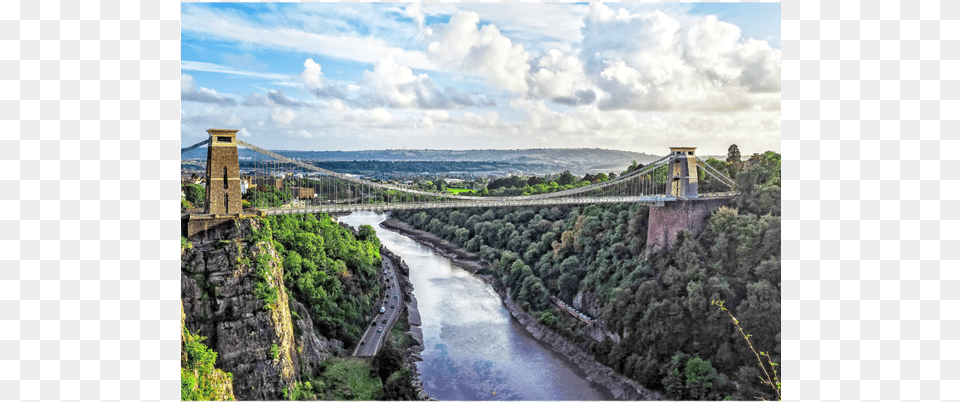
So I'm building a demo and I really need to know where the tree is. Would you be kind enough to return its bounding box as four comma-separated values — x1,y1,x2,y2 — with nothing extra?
357,225,378,245
557,170,577,186
380,368,418,400
372,341,404,381
184,183,205,207
182,326,233,401
684,357,718,400
726,144,741,164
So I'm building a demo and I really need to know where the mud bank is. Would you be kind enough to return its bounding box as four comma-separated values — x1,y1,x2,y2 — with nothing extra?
380,246,433,401
379,218,663,401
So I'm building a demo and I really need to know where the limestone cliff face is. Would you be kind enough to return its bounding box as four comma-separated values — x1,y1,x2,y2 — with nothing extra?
182,218,331,400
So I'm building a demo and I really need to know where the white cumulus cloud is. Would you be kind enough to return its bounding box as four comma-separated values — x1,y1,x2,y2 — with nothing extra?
581,4,780,112
271,108,296,125
427,11,531,94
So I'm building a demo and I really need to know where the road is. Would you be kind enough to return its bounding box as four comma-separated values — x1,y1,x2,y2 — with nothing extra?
352,255,402,356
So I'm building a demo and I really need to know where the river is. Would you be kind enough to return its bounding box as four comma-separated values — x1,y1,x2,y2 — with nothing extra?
339,211,613,401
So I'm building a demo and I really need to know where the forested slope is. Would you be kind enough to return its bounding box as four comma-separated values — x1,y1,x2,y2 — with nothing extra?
183,214,414,400
390,153,781,400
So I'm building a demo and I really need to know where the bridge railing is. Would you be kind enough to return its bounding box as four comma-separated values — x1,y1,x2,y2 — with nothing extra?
182,137,738,213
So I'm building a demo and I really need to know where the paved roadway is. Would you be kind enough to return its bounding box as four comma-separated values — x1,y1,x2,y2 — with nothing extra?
352,256,402,356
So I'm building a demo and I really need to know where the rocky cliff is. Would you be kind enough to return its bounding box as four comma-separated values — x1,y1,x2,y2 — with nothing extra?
182,301,236,400
181,218,332,400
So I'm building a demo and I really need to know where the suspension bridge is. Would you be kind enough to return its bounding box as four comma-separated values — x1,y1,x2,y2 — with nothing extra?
181,129,737,218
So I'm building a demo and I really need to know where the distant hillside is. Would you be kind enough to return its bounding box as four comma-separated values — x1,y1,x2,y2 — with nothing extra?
184,148,661,176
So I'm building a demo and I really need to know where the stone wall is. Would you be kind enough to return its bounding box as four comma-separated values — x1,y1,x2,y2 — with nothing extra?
646,198,731,253
205,135,242,214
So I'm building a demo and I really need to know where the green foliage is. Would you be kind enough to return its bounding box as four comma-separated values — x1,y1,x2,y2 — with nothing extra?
390,149,780,400
315,358,383,400
282,381,316,401
726,144,741,165
181,237,193,250
380,368,419,400
184,183,205,207
246,184,293,208
372,341,405,382
390,310,419,350
538,311,558,328
712,300,781,401
252,253,279,310
182,326,234,401
271,343,280,361
264,214,381,350
685,357,718,400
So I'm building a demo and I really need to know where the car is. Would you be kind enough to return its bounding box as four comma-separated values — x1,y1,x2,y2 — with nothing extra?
379,307,385,313
391,304,395,309
372,321,377,327
393,295,398,299
361,340,365,345
377,327,383,333
381,318,386,323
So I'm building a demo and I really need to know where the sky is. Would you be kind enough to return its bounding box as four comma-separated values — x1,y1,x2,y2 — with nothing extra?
181,3,781,156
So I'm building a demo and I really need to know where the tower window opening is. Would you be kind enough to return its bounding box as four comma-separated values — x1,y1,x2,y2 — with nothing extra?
217,136,231,143
223,167,228,189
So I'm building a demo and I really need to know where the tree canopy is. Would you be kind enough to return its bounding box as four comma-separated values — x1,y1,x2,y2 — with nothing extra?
391,149,781,400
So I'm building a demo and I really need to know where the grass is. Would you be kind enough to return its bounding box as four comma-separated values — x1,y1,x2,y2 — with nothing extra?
446,188,474,194
390,309,418,350
316,358,382,400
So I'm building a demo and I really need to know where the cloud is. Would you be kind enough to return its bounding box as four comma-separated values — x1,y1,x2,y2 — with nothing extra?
300,59,349,100
223,53,269,72
241,93,271,108
300,56,492,110
462,111,502,129
528,49,596,104
181,6,432,71
418,110,450,129
580,4,781,112
181,74,237,106
181,61,291,81
268,90,310,108
271,108,296,125
360,55,494,109
427,11,531,94
405,3,426,31
242,90,311,108
552,89,598,106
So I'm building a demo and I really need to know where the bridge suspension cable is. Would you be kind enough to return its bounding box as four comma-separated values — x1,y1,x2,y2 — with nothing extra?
182,136,736,215
695,157,737,188
181,139,210,154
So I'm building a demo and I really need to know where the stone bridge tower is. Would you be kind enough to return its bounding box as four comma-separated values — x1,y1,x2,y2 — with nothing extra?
668,147,698,199
204,129,242,214
646,146,729,254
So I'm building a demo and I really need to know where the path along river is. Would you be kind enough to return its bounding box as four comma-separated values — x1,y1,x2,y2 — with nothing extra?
340,211,613,401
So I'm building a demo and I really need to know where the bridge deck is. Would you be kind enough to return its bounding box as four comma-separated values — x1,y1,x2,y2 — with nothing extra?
253,193,735,215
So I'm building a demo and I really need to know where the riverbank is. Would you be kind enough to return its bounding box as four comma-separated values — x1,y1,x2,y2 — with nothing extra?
379,218,489,273
379,218,663,401
380,245,432,401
